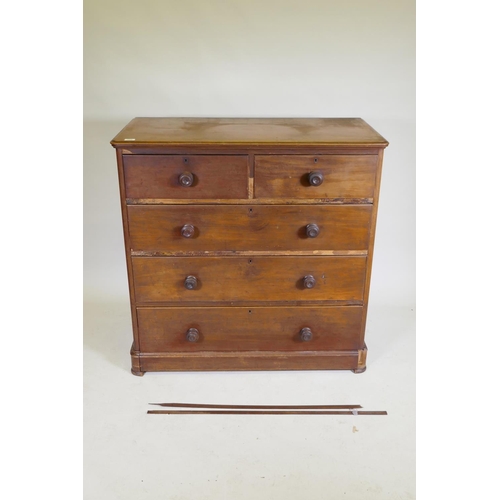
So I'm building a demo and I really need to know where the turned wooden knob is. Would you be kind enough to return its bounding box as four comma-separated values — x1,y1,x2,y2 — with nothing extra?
184,275,198,290
300,327,313,342
306,223,320,238
186,328,200,342
178,171,194,187
303,275,316,289
181,224,195,238
308,171,324,186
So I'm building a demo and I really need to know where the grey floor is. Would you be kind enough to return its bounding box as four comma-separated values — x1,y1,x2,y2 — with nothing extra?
84,301,415,499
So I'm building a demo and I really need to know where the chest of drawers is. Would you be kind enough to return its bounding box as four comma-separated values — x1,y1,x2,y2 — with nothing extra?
110,118,388,375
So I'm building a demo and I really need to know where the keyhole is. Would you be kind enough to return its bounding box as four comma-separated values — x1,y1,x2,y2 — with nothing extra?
183,158,188,163
314,158,318,163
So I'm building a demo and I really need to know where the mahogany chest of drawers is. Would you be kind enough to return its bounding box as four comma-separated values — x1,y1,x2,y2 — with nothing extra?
111,118,388,375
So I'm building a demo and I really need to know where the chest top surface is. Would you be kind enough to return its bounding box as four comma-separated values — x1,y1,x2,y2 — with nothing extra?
110,117,388,148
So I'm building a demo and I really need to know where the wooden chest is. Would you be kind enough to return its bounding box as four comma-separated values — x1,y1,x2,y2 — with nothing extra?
111,118,388,375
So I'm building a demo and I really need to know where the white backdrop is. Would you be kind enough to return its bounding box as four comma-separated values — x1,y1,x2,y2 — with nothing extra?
84,0,415,307
83,2,415,498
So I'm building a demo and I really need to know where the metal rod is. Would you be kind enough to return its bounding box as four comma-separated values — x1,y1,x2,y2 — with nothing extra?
149,403,363,410
147,410,387,415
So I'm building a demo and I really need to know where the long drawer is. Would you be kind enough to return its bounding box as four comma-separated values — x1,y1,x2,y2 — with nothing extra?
132,256,366,303
128,205,372,253
137,306,363,352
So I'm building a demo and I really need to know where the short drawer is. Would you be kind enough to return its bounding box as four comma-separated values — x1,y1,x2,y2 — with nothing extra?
128,204,372,252
123,155,248,199
132,256,366,304
137,306,363,352
254,154,378,199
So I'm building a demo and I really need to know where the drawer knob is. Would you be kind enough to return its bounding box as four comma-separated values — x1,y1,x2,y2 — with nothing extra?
184,275,198,290
181,224,195,238
303,275,316,289
308,171,324,186
186,328,200,342
300,327,313,342
179,171,194,187
306,223,320,238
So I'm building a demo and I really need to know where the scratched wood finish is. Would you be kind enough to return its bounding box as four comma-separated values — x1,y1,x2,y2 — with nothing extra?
111,117,388,374
124,155,248,199
115,151,142,353
111,117,389,147
126,198,374,205
255,155,378,199
127,205,372,252
139,349,361,371
132,256,366,303
137,306,363,352
132,251,367,258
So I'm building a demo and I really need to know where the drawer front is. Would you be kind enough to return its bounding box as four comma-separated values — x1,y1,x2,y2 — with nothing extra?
128,205,372,252
254,155,377,199
132,256,366,303
123,155,248,199
137,306,363,352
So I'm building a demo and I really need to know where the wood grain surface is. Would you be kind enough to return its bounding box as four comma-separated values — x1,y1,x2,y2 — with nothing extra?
255,154,378,199
111,117,389,147
127,205,372,252
124,154,248,199
132,256,366,303
138,349,361,371
112,117,387,374
137,306,363,352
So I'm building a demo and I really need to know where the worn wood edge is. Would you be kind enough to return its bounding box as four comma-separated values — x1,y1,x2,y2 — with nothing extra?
126,198,374,205
140,350,358,358
132,345,366,372
111,144,387,153
130,250,368,257
359,149,385,345
134,300,364,308
116,150,141,352
131,254,366,259
352,344,368,374
130,345,144,376
248,178,254,199
137,304,363,310
248,153,255,199
352,367,366,374
138,349,359,372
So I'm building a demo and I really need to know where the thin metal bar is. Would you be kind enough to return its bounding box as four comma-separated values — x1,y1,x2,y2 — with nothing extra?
149,403,363,410
147,410,387,415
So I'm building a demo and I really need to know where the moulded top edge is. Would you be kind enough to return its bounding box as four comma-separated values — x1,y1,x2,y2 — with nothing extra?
110,117,389,148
